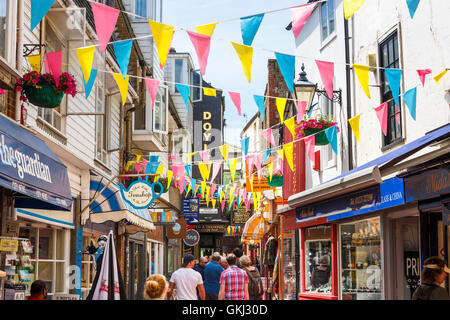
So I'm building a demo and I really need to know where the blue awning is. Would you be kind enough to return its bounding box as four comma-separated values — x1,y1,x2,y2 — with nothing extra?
88,175,154,231
0,113,72,210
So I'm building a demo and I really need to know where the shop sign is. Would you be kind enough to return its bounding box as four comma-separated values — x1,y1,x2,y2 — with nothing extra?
183,198,200,223
283,123,306,199
183,229,200,247
297,177,405,222
404,251,420,296
405,166,450,203
151,211,175,225
195,224,226,233
2,221,19,237
167,219,186,239
53,294,80,300
0,239,19,252
232,205,251,225
119,180,163,209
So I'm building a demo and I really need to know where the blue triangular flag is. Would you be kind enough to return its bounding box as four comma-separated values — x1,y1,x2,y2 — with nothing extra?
176,84,190,111
307,102,318,117
31,0,56,31
241,137,250,157
112,39,133,79
385,68,402,106
325,125,338,155
253,95,265,121
190,178,196,195
263,149,270,166
240,13,264,46
83,68,97,99
403,87,417,120
185,164,192,177
275,52,295,94
406,0,421,19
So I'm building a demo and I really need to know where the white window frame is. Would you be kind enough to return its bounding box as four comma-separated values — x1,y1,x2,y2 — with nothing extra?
191,69,203,102
0,0,17,66
131,0,149,20
94,86,111,166
319,0,336,45
152,84,168,134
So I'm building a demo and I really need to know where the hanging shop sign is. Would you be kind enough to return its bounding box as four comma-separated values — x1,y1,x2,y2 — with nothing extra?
183,229,200,247
296,177,405,222
194,224,226,233
232,205,251,225
404,165,450,203
150,211,175,225
2,221,20,238
283,123,306,199
199,199,219,216
167,219,187,239
183,198,200,224
0,239,19,252
119,180,163,209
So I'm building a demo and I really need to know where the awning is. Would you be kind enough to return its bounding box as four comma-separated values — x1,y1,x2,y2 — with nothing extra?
88,175,155,231
288,123,450,209
241,213,269,242
0,113,72,210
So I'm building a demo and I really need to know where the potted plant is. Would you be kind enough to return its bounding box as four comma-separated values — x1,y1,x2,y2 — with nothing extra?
297,117,340,146
16,71,77,108
266,172,283,187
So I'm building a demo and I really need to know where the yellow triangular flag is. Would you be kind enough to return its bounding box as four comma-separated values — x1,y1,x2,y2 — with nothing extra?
353,64,371,98
348,114,361,142
201,181,207,199
148,20,174,69
277,149,284,160
252,193,258,210
268,162,274,182
194,184,200,197
125,161,133,171
231,42,253,83
196,22,218,37
199,162,211,181
76,46,95,84
230,158,238,182
276,98,287,124
219,145,229,162
27,54,41,73
153,165,165,182
249,174,254,192
220,190,224,204
284,116,296,139
136,154,143,163
203,88,217,97
186,152,195,164
113,73,130,106
212,199,217,210
284,142,294,172
167,170,173,189
343,0,367,19
206,186,211,206
434,69,448,85
185,183,192,198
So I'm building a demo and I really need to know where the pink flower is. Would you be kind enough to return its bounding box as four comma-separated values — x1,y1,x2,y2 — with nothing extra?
23,75,29,81
16,86,23,92
32,79,38,84
17,79,22,85
318,125,322,129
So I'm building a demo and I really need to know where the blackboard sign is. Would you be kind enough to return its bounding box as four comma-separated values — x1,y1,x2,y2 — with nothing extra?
183,229,200,247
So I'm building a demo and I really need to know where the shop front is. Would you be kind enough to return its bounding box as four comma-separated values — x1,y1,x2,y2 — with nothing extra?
0,113,73,299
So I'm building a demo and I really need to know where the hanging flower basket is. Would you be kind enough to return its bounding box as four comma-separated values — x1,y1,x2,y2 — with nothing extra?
304,128,329,145
266,175,283,187
297,118,340,146
16,71,78,109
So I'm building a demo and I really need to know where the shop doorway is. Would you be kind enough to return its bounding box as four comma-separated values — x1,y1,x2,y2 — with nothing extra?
128,241,145,300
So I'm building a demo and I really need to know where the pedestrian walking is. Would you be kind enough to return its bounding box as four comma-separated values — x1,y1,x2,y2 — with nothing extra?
240,255,263,300
204,252,224,300
27,280,47,300
167,254,205,300
232,247,244,268
144,274,168,300
218,253,249,300
219,256,229,270
194,256,208,280
412,256,450,300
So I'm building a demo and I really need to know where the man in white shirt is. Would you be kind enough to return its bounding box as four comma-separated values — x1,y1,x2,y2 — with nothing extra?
167,254,205,300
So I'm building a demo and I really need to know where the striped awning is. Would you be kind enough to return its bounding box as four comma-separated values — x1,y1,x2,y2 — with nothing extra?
241,213,269,242
88,175,155,231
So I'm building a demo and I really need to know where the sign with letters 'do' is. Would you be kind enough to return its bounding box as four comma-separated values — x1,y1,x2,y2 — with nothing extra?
119,179,163,209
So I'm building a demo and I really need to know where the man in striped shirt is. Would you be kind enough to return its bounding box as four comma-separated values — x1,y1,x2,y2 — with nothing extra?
218,253,249,300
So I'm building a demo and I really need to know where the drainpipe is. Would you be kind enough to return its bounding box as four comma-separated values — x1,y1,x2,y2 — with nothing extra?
344,16,353,171
15,0,24,122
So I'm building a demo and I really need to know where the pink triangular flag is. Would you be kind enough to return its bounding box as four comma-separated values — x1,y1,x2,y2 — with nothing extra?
145,79,160,110
168,155,176,160
186,31,211,76
91,2,121,53
304,135,315,162
210,183,217,198
246,155,255,174
210,162,221,183
417,69,432,87
45,51,62,86
277,157,284,174
136,162,142,174
199,150,210,163
262,128,276,147
291,3,317,39
296,100,307,123
142,159,148,173
374,102,388,136
255,154,263,179
316,60,335,100
228,91,241,116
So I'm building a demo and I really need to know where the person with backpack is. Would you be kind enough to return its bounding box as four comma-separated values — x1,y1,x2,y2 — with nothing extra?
240,255,263,300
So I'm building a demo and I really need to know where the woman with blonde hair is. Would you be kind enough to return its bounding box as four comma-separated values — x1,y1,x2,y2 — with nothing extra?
144,274,168,300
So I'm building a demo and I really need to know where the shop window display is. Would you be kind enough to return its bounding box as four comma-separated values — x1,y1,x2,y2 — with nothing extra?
340,217,382,300
304,225,332,294
282,235,296,300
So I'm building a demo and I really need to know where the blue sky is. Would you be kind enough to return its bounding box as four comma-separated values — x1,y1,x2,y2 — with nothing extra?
163,0,308,146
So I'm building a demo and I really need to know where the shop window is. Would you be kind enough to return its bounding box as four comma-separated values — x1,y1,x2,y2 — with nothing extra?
340,217,382,300
304,225,332,294
282,235,296,300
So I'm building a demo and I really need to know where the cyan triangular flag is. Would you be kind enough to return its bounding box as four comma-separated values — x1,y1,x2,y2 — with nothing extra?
385,68,402,106
83,68,97,99
253,95,265,121
190,178,196,195
307,102,318,117
406,0,421,19
112,39,133,79
241,137,250,157
176,84,190,111
185,164,192,177
240,14,264,46
403,87,417,120
275,52,295,94
31,0,55,31
263,149,271,166
325,125,338,155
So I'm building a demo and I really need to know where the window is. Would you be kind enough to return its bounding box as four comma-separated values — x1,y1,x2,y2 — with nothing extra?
0,0,16,63
95,85,110,165
320,0,335,42
0,0,8,59
153,86,168,134
192,69,202,102
304,225,332,294
340,217,382,300
379,31,402,147
81,235,97,300
133,0,147,18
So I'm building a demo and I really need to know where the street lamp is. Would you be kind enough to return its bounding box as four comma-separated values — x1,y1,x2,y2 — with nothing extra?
294,63,317,111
